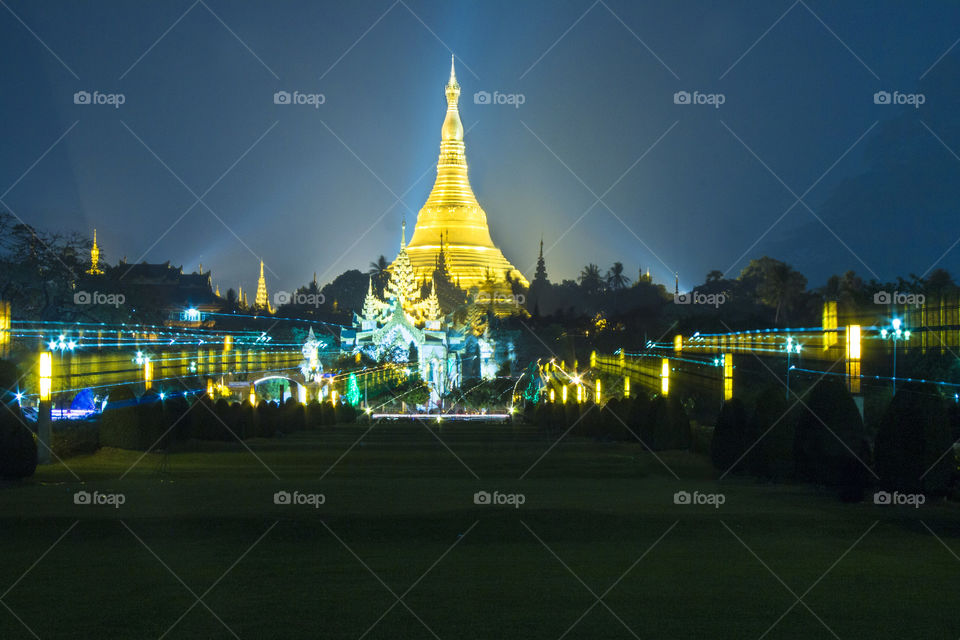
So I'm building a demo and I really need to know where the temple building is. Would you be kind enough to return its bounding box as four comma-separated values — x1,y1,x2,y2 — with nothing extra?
342,223,508,405
80,231,221,326
398,57,528,298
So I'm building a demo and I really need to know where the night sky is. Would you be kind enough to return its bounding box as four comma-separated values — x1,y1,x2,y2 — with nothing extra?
2,0,958,294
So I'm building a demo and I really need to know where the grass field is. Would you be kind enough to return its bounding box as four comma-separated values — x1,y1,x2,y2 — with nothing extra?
2,421,959,639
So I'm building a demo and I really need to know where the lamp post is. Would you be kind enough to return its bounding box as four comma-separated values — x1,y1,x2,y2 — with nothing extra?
785,337,802,400
880,318,910,394
47,335,76,415
37,351,53,464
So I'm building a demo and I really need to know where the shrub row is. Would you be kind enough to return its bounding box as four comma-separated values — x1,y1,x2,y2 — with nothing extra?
100,393,357,451
530,394,691,451
712,380,957,500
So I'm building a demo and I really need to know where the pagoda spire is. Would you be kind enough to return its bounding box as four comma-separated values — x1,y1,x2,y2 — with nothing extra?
255,259,272,312
87,229,103,275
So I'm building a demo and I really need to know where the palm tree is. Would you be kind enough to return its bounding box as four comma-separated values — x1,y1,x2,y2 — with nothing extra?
763,262,806,324
606,262,630,290
368,255,389,294
579,263,604,295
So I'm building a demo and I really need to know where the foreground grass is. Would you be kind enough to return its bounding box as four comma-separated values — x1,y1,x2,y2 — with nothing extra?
1,421,959,639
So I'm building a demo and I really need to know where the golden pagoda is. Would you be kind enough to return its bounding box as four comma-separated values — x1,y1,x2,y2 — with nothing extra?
400,57,528,293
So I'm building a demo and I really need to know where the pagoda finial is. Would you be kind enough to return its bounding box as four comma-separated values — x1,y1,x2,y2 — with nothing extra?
539,236,543,258
401,218,407,248
442,56,462,142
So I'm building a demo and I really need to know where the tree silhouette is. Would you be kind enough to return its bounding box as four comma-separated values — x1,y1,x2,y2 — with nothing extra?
606,262,630,290
579,263,604,295
368,255,390,295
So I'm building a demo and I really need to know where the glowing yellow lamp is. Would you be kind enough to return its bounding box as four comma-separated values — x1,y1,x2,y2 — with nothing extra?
595,379,601,403
624,376,630,398
846,325,861,361
660,359,670,396
39,352,52,401
723,355,734,401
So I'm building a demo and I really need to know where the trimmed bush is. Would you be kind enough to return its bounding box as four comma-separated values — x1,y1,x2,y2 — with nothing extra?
644,395,691,451
100,399,165,451
711,398,749,473
305,401,323,429
52,423,99,458
750,387,795,482
793,380,870,494
948,402,960,444
0,405,37,479
875,382,953,495
336,402,357,424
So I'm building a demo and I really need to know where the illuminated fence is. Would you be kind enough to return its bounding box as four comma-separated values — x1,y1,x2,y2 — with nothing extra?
594,350,727,402
589,296,943,402
5,319,311,400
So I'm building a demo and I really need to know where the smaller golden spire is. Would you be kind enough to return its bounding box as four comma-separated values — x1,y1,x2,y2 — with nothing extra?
87,229,103,275
255,259,272,312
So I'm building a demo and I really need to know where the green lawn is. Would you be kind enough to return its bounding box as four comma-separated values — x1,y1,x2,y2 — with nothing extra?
1,421,958,639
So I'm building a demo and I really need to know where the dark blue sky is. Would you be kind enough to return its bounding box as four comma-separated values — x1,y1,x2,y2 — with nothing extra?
2,0,959,294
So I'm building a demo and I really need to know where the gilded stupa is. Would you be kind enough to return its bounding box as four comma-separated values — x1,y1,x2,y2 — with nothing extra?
399,57,528,292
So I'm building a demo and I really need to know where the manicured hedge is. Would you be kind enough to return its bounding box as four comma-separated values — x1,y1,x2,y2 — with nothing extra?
100,393,356,451
531,393,691,450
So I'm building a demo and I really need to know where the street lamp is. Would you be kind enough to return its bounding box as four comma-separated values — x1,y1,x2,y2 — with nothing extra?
880,318,910,393
48,335,76,413
785,337,802,400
